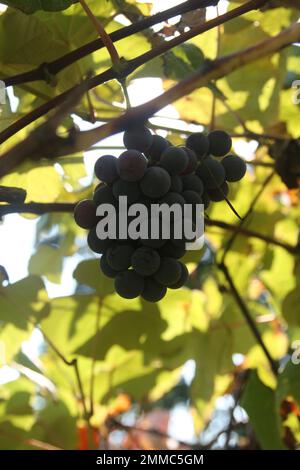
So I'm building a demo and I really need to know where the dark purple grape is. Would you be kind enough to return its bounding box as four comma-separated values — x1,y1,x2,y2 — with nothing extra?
140,167,171,199
145,135,170,163
117,150,148,182
186,132,209,158
169,263,189,289
112,179,141,204
207,182,229,202
115,270,144,299
154,257,181,287
74,199,98,229
196,157,226,189
123,125,153,152
142,278,167,302
181,148,198,175
94,155,118,185
208,130,232,157
222,155,247,182
160,146,188,174
182,174,204,195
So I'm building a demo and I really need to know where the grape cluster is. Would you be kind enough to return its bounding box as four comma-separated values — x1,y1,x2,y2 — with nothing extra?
74,126,247,302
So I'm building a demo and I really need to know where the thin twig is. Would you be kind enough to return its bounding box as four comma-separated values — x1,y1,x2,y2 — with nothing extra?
38,327,88,419
89,298,103,418
79,0,120,68
205,216,298,254
218,261,278,376
221,171,275,262
224,370,250,448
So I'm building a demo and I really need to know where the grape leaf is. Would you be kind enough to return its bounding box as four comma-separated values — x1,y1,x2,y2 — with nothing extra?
242,370,286,450
2,1,78,14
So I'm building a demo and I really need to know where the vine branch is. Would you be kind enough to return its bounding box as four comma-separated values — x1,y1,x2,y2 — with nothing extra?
0,0,268,147
2,0,218,87
1,4,296,178
218,261,278,377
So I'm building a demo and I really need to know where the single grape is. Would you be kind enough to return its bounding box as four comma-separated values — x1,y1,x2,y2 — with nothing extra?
208,130,232,157
181,148,198,175
170,174,183,193
222,155,247,182
106,244,135,271
169,263,189,289
159,192,185,207
132,246,161,276
140,167,171,199
182,190,202,205
87,227,113,254
186,132,209,158
154,257,182,286
145,135,170,163
182,174,204,195
207,182,229,202
123,125,153,152
74,199,98,229
115,270,145,299
112,179,141,205
142,278,167,302
100,253,118,278
196,157,226,189
93,184,116,206
117,150,148,182
160,240,186,259
160,146,188,174
94,155,118,185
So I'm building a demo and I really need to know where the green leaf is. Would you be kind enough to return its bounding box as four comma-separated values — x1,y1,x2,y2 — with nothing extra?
0,276,49,329
277,360,300,407
30,400,77,449
2,1,78,14
73,259,115,298
29,244,63,284
164,43,205,81
0,324,33,364
282,259,300,326
40,295,101,356
2,164,62,203
75,306,167,361
242,370,286,450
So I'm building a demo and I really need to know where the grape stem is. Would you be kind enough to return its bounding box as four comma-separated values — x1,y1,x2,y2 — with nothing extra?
78,0,132,109
218,261,278,377
221,170,275,262
79,0,120,68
